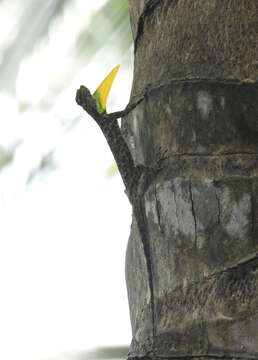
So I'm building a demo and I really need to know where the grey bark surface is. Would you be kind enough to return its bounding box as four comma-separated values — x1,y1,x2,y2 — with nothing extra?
124,0,258,359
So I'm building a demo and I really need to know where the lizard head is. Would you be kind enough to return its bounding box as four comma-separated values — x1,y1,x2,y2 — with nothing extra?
76,85,98,117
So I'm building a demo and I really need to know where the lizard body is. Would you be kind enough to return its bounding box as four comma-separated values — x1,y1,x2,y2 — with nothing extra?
75,79,166,354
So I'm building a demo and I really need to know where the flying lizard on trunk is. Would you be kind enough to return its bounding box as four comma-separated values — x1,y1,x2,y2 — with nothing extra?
76,66,167,354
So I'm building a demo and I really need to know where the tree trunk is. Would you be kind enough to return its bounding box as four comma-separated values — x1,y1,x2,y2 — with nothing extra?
124,1,258,359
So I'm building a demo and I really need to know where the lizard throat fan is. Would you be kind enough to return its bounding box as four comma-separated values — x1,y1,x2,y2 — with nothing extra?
93,64,120,114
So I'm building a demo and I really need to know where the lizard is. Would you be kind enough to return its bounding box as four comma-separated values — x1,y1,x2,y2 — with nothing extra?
75,65,167,356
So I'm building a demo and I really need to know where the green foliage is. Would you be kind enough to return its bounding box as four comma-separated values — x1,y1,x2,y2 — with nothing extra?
76,0,132,60
105,162,118,178
0,146,13,170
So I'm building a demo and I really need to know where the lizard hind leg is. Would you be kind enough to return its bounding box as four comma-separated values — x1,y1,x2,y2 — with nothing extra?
152,146,169,173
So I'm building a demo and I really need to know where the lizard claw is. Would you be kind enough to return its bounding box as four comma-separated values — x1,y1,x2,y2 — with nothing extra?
153,146,169,172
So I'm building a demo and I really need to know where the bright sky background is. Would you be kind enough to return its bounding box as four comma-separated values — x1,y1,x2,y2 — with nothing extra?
0,1,133,359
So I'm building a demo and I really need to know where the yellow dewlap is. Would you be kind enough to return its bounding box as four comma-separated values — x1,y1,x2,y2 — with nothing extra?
93,64,120,114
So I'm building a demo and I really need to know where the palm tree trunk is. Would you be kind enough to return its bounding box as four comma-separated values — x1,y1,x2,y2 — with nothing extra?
124,1,258,358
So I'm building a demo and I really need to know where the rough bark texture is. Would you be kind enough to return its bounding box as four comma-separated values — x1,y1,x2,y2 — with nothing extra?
124,1,258,359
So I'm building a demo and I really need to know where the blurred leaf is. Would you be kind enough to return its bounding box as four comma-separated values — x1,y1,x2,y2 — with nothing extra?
0,145,13,170
27,150,57,184
76,0,132,59
105,162,118,178
0,0,71,93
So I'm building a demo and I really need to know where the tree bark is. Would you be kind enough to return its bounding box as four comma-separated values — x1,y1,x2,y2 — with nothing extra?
124,1,258,359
